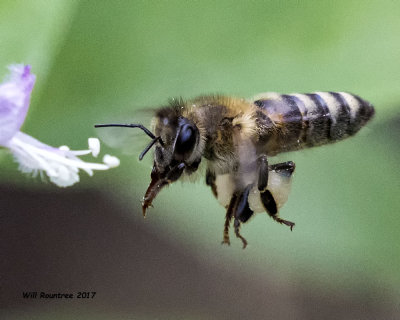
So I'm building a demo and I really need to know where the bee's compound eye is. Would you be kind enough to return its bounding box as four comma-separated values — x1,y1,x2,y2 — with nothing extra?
175,124,196,155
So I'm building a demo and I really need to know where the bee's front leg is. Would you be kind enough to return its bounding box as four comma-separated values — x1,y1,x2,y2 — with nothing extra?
205,169,218,199
258,156,296,230
222,193,236,246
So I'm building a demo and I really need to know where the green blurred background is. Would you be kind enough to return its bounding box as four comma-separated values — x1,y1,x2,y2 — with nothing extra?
1,0,400,319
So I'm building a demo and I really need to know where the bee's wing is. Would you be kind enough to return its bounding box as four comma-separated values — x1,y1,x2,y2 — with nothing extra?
251,92,304,125
234,132,259,188
94,108,154,156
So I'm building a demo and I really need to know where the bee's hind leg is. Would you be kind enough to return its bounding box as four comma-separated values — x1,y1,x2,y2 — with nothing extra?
258,156,296,230
260,190,295,230
269,161,296,175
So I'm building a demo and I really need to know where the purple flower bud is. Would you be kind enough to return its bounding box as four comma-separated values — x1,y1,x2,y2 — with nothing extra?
0,65,35,145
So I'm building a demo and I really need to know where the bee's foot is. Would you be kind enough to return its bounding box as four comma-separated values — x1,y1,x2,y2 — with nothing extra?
275,218,295,231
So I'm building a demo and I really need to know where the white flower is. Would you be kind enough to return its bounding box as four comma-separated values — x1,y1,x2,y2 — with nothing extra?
0,64,120,187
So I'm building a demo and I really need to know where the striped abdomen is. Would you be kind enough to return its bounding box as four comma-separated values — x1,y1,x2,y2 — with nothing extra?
253,92,375,155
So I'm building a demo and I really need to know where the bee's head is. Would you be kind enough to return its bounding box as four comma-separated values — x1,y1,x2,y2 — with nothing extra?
141,108,202,215
94,105,202,216
152,107,200,173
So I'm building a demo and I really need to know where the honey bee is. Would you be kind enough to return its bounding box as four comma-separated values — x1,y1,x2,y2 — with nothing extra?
95,92,375,248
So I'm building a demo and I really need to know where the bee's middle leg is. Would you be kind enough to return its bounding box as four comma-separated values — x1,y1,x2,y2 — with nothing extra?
258,155,296,230
230,184,254,249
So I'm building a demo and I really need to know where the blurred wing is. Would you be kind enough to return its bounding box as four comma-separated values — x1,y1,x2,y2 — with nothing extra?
235,132,259,188
212,133,259,209
252,92,303,125
94,108,154,156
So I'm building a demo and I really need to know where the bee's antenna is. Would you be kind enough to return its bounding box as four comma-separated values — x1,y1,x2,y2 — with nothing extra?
139,136,162,161
94,123,164,160
94,123,156,140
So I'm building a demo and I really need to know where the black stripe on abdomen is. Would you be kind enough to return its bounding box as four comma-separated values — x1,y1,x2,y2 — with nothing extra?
280,94,303,144
305,93,332,145
329,92,351,140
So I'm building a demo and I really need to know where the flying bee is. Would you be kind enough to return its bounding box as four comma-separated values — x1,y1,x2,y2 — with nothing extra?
95,91,375,248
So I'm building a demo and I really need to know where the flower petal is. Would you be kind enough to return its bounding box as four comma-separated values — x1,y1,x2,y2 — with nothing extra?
7,132,120,188
49,166,80,188
103,154,120,168
88,137,100,157
0,65,35,145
